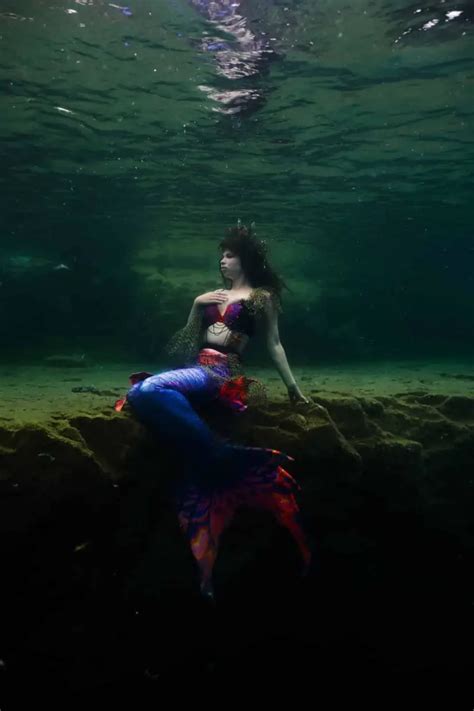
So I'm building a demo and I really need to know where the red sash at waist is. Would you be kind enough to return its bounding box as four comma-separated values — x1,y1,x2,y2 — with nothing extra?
197,347,230,367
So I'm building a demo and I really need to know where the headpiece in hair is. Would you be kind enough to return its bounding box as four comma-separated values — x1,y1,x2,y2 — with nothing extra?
234,219,268,257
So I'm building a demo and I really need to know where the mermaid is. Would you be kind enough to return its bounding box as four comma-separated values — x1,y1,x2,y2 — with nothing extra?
116,224,313,599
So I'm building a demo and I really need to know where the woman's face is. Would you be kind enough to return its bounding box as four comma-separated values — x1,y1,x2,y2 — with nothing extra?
220,249,242,281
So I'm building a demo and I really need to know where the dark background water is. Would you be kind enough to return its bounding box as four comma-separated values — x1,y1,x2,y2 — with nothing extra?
1,0,473,363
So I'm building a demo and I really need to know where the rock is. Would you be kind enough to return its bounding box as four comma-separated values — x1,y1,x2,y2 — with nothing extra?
356,396,385,417
0,390,473,606
311,395,375,438
302,421,362,470
1,388,473,690
438,395,474,421
0,422,109,535
249,424,301,453
279,413,308,433
353,434,424,513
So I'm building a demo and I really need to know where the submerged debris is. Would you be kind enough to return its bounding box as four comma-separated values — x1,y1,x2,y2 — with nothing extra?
72,386,100,394
72,386,121,397
44,353,89,368
74,541,91,553
37,452,56,462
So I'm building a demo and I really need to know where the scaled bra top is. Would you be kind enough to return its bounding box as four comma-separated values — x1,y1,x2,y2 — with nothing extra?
202,298,257,339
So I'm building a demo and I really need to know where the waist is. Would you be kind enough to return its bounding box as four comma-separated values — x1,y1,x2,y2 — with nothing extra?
197,347,241,367
200,342,242,356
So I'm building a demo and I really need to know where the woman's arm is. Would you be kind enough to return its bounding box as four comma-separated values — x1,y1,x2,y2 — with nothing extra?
262,293,309,404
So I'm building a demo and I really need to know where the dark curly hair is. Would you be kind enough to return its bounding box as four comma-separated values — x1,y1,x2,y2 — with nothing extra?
219,223,288,301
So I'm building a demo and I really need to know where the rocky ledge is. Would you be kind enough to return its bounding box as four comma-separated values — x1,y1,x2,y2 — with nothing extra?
0,390,473,700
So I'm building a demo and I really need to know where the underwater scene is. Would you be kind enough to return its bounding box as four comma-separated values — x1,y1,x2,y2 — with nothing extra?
1,0,473,704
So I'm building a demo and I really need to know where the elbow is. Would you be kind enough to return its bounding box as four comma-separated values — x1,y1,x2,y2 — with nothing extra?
267,340,283,358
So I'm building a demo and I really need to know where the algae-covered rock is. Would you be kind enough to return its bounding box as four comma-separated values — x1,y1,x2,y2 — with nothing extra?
279,413,308,433
69,414,142,475
438,395,474,421
302,421,362,471
0,422,108,534
1,390,473,603
0,387,473,698
356,396,385,418
312,395,375,438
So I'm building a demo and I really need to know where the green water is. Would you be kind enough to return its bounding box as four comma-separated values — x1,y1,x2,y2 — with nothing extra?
1,0,473,363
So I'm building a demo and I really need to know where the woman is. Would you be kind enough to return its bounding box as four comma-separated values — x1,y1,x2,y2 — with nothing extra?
117,224,312,599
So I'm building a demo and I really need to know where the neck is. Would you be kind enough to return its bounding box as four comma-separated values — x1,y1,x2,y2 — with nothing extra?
229,274,252,291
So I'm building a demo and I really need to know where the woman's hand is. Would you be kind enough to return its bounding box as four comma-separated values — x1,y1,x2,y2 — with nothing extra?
287,384,310,405
287,384,327,414
194,290,228,307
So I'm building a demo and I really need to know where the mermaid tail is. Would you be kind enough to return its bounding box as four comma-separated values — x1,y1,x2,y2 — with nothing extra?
125,360,311,597
176,445,311,596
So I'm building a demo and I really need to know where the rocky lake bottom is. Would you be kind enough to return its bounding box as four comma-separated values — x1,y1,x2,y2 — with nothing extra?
0,357,473,706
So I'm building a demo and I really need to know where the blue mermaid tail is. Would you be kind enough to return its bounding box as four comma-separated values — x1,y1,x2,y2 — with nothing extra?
124,352,311,597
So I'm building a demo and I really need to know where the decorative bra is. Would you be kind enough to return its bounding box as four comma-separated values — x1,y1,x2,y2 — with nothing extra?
202,298,257,338
165,287,276,365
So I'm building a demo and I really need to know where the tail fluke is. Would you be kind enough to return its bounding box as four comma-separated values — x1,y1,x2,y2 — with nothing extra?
176,446,311,597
